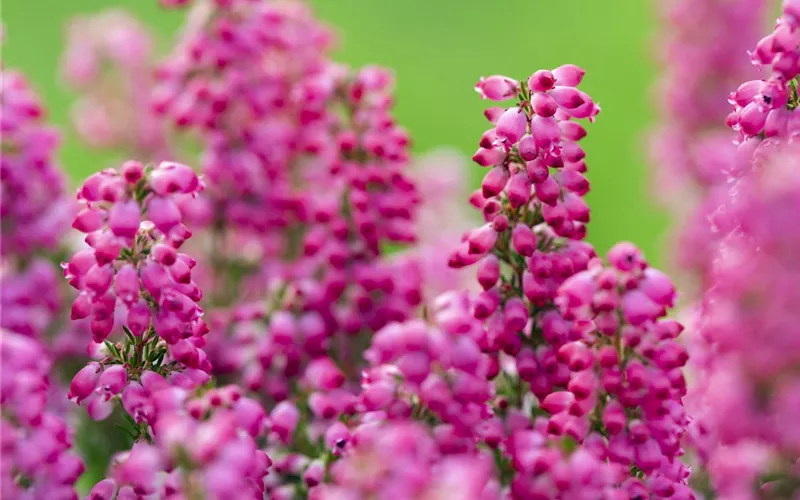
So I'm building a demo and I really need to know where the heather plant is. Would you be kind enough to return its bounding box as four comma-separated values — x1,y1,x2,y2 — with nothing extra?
4,1,800,499
649,0,768,292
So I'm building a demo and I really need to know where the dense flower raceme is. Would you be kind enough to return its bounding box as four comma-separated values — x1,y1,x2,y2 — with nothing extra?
198,60,424,393
650,0,767,288
357,291,495,443
1,332,84,499
64,160,213,419
468,66,597,242
310,421,499,500
148,0,424,396
150,2,422,327
0,0,772,494
61,10,168,157
724,0,800,165
152,0,335,241
85,382,270,500
0,68,74,257
445,69,693,498
651,0,765,193
255,292,495,499
0,64,89,365
286,244,693,500
682,3,800,497
689,146,800,499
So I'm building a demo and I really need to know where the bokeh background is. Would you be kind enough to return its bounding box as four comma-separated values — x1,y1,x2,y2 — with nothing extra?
2,0,667,265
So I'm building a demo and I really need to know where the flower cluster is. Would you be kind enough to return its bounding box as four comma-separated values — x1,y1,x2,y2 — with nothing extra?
684,1,800,497
1,259,63,339
153,0,334,242
447,68,693,498
690,144,800,498
14,0,800,497
86,382,270,499
359,291,494,440
727,10,800,145
66,160,206,344
312,421,498,500
650,0,767,288
0,69,73,257
468,66,596,241
64,160,212,420
153,0,422,330
1,332,84,499
200,63,426,395
61,10,166,157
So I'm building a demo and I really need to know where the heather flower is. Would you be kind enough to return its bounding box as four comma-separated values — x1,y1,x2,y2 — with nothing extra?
4,0,734,496
153,0,335,244
155,2,422,339
650,0,766,195
0,70,73,257
690,144,800,497
1,259,62,339
1,331,84,499
725,3,800,145
463,70,596,244
685,4,800,495
64,160,210,417
445,69,693,497
89,384,270,499
142,16,425,468
358,291,495,441
310,421,497,500
61,10,167,157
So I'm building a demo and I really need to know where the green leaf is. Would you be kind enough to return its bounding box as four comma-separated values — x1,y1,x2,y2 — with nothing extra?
104,341,120,360
151,350,166,369
123,326,136,344
123,412,138,427
142,343,151,365
114,424,137,441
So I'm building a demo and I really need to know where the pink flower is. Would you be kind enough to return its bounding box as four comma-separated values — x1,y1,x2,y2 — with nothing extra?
474,75,520,101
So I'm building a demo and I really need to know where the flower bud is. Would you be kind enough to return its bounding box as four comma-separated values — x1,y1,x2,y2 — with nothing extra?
481,166,509,198
73,208,104,233
108,200,140,239
477,254,500,290
98,365,127,397
496,107,527,145
70,362,102,403
475,75,519,101
507,172,532,208
541,391,575,414
549,86,585,109
467,224,498,255
531,92,557,117
147,196,181,235
528,70,555,92
552,64,585,87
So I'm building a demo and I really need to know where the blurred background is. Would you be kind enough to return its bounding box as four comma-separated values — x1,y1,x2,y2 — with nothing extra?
2,0,667,265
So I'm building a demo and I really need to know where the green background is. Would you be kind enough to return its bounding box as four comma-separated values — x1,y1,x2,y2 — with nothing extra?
2,0,668,265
